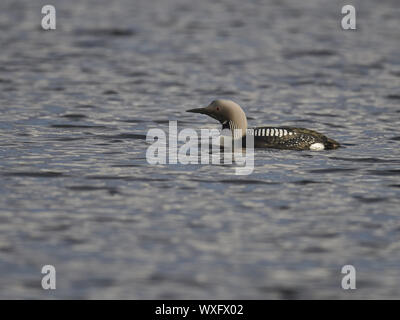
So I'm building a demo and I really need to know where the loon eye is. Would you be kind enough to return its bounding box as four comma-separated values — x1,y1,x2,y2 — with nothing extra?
216,107,220,111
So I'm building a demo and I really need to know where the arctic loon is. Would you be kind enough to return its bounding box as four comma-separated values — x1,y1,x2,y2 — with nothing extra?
187,99,340,151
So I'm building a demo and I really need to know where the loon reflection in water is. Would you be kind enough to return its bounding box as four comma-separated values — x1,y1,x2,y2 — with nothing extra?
187,99,340,151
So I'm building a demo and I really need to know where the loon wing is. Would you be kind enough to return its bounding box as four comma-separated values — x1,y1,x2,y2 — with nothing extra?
247,127,340,150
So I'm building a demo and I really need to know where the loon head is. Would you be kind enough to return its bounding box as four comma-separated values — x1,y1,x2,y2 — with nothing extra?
187,99,248,138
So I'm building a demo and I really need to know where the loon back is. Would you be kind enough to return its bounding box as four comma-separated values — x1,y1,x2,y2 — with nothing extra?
245,126,340,150
187,99,340,151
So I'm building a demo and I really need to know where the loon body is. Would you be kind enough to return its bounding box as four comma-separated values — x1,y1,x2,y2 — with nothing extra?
187,99,340,151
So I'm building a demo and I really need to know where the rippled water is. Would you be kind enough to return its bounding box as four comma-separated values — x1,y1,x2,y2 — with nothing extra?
0,0,399,299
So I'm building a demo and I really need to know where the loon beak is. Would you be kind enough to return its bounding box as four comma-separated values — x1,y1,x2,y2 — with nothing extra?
187,106,222,122
186,107,209,115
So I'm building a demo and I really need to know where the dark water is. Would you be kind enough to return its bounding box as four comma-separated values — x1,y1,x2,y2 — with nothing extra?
0,0,399,299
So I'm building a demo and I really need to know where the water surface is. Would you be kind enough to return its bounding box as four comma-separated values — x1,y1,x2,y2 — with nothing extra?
0,0,399,299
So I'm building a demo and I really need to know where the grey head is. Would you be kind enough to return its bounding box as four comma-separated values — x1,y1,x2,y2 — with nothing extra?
187,99,248,138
